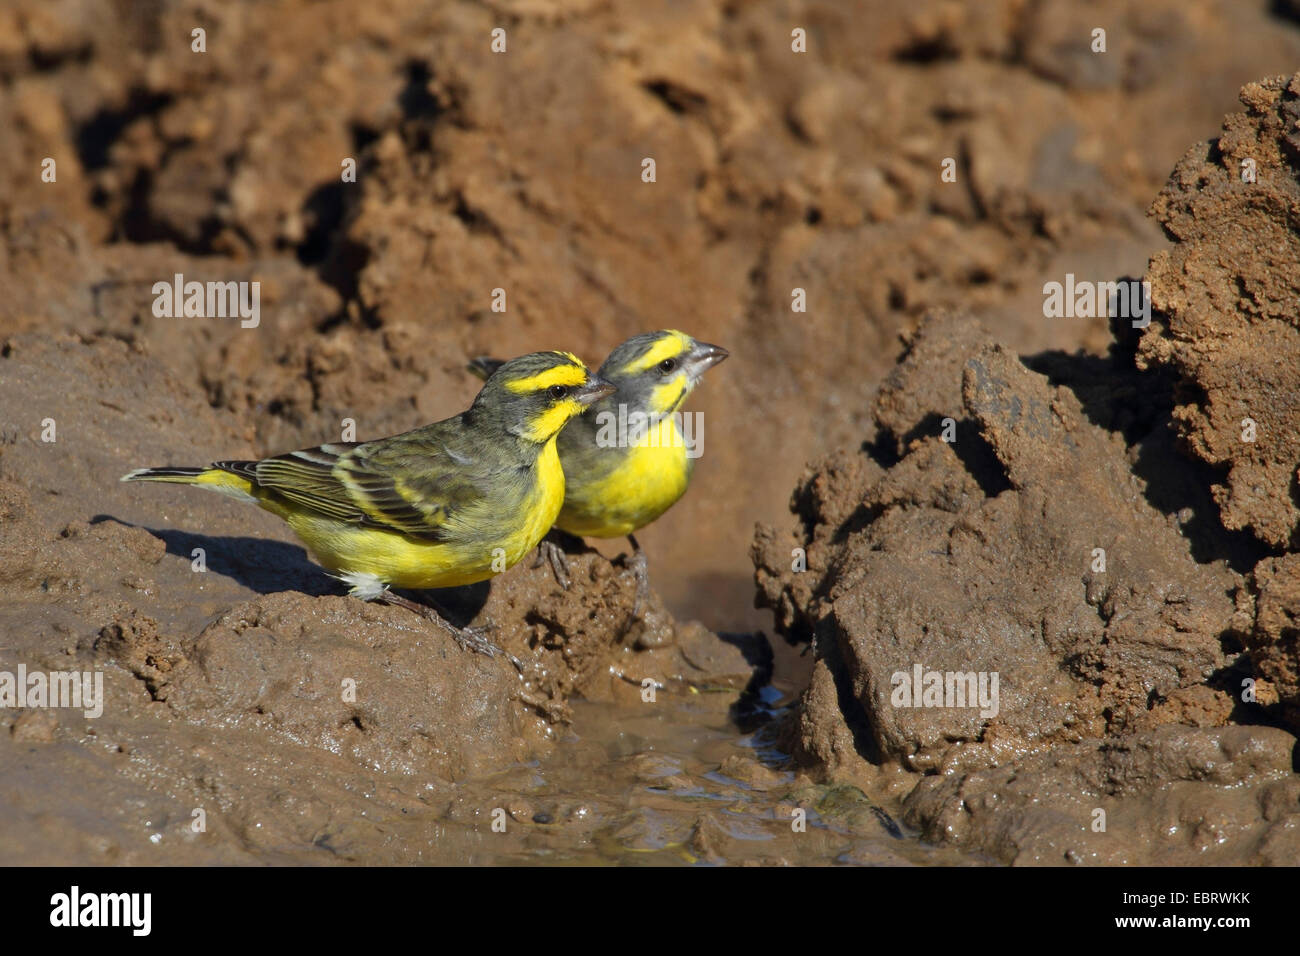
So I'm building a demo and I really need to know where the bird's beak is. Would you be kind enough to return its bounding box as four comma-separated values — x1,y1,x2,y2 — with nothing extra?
684,341,729,382
574,376,616,406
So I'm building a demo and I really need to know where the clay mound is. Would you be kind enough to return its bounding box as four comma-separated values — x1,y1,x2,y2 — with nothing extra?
1137,73,1300,728
1140,75,1300,550
752,74,1300,863
757,310,1250,772
753,305,1300,862
754,307,1300,862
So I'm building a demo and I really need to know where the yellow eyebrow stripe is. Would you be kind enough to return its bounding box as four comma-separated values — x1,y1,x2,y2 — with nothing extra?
620,330,692,375
504,354,588,393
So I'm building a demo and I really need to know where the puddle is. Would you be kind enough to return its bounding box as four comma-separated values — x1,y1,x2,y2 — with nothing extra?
429,684,983,866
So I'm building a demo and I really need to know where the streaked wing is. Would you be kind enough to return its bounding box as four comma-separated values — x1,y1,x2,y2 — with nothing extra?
215,436,482,540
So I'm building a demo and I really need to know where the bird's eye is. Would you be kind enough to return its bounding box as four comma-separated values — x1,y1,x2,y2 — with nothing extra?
548,384,570,400
658,358,678,373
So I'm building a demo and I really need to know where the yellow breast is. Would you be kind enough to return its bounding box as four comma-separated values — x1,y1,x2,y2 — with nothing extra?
556,415,690,538
515,436,567,558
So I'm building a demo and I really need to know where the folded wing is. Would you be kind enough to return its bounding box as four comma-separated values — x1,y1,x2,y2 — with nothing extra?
215,437,485,541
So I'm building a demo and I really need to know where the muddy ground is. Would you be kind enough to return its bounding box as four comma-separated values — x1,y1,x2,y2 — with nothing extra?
3,1,1300,864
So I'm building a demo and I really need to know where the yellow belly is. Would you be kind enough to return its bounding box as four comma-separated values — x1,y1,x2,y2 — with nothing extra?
556,422,691,538
283,514,501,589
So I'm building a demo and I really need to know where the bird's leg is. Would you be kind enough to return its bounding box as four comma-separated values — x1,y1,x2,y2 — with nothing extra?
532,538,571,590
530,529,584,590
376,589,522,671
625,533,650,617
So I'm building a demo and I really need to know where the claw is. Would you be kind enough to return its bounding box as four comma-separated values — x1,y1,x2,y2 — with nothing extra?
373,588,522,671
453,623,524,671
533,538,571,590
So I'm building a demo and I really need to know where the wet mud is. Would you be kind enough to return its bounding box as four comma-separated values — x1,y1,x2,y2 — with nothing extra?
4,1,1300,864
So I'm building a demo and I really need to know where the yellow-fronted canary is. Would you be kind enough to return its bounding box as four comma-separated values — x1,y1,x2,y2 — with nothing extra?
122,351,614,659
469,330,728,608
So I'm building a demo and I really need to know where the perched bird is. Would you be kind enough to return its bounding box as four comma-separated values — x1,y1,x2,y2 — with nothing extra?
122,351,615,661
468,330,728,609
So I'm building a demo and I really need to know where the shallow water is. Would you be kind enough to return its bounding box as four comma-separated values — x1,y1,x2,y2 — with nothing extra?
432,681,982,866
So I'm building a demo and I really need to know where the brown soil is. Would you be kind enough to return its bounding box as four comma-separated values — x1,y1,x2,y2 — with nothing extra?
3,0,1300,865
755,77,1300,864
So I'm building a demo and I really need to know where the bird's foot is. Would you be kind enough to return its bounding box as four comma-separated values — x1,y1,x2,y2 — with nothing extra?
532,538,572,590
375,589,522,671
450,622,516,665
624,534,650,619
